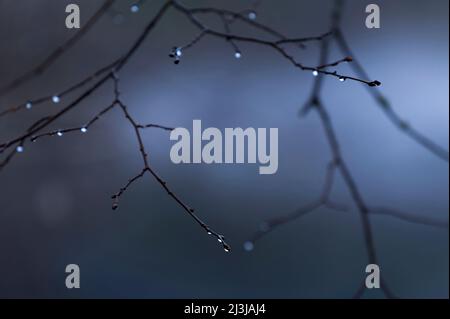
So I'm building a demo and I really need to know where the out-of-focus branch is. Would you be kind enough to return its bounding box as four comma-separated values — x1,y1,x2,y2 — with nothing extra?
244,161,347,249
0,0,116,98
334,29,449,162
246,0,448,299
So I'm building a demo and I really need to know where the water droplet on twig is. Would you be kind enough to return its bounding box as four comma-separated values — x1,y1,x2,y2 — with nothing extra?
52,95,60,104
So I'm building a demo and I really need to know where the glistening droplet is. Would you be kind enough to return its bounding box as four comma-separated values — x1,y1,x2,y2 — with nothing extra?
243,241,254,252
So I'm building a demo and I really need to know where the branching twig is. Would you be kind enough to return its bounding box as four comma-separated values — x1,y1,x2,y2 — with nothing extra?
0,0,375,161
0,59,121,118
172,1,379,86
333,30,449,162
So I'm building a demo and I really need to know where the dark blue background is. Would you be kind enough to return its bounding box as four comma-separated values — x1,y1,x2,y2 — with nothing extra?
0,0,448,298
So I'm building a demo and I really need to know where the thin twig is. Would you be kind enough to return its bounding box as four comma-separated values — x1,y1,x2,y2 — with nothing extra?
245,161,346,246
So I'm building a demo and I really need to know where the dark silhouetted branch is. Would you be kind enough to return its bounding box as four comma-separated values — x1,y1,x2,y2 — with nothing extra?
0,58,121,119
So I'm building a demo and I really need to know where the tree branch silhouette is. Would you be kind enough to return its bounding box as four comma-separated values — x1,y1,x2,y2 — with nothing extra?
0,0,115,99
333,30,449,162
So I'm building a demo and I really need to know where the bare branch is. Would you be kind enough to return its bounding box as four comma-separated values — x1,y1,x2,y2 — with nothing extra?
247,0,447,299
29,101,117,142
